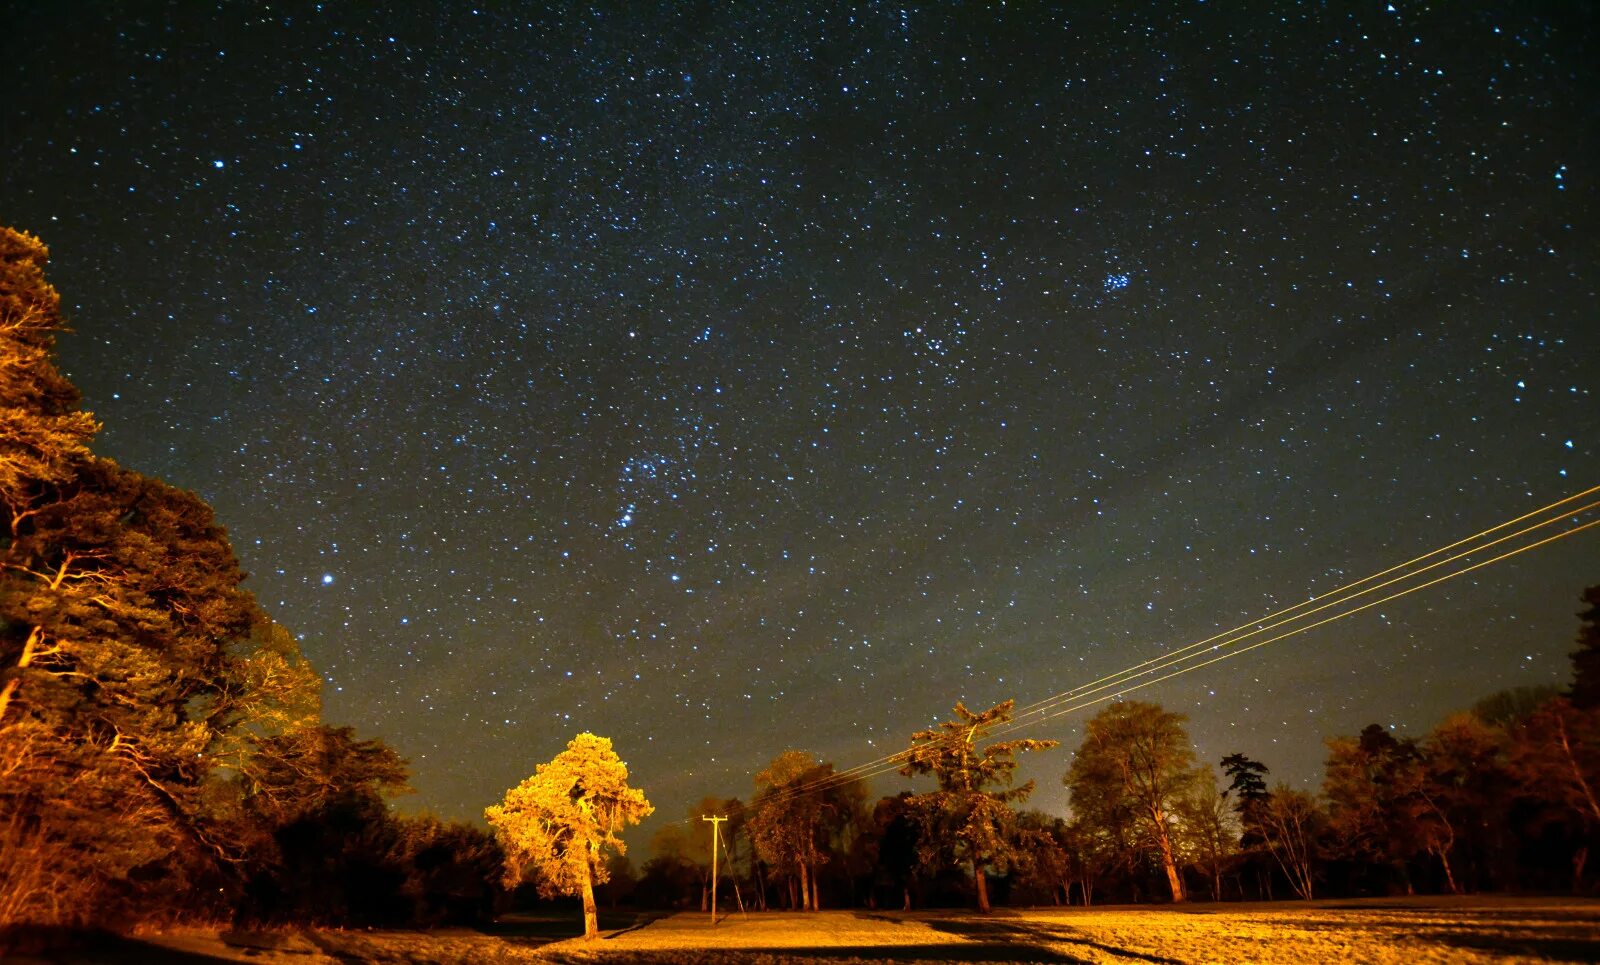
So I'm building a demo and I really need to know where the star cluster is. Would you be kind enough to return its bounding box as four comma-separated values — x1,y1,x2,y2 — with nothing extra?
4,2,1595,824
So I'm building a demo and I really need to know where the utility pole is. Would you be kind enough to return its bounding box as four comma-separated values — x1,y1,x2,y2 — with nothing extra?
702,814,727,924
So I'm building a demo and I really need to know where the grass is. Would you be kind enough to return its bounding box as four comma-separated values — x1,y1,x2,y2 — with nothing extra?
22,896,1600,963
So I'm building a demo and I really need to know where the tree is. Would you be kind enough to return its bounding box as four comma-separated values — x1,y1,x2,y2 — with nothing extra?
1008,810,1073,905
1220,752,1274,899
1323,724,1462,894
485,733,652,940
1472,685,1562,728
865,792,923,910
1066,701,1199,902
0,459,322,924
1507,697,1600,888
746,750,862,910
1323,725,1418,891
899,699,1057,913
0,228,98,545
1220,753,1271,825
1258,785,1324,900
1173,769,1238,901
1060,815,1119,906
1570,585,1600,709
0,225,413,930
1421,713,1509,893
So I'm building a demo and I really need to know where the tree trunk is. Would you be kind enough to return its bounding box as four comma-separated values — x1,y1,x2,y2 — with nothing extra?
808,861,820,911
974,861,991,914
1435,847,1460,895
1155,831,1186,902
1573,845,1588,892
581,858,599,940
902,885,911,911
0,625,45,726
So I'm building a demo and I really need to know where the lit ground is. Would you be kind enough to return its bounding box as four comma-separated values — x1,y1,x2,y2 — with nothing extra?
20,896,1600,963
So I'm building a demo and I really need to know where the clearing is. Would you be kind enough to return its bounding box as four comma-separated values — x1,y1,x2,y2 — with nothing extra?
17,896,1600,964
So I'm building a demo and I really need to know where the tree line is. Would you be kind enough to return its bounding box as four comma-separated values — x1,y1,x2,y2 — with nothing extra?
617,587,1600,913
0,227,501,934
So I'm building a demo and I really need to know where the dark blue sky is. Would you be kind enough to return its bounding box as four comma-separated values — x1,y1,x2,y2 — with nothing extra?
4,1,1596,829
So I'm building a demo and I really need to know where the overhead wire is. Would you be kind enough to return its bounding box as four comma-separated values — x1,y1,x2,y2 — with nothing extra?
659,485,1599,829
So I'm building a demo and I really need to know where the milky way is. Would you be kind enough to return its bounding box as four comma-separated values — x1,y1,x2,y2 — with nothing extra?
4,2,1596,828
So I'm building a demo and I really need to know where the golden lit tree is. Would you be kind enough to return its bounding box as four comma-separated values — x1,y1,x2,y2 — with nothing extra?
486,733,652,940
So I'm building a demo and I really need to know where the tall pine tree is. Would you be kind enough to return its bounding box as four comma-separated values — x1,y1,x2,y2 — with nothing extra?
900,700,1057,913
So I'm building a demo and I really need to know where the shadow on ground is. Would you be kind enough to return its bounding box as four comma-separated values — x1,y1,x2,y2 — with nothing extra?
919,915,1183,965
1426,928,1600,963
484,909,669,943
0,929,239,964
540,943,1092,964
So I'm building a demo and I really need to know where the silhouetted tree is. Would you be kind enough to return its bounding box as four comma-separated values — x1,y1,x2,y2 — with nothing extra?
1473,685,1562,728
867,792,923,910
1570,585,1600,709
1508,697,1600,887
1220,752,1273,898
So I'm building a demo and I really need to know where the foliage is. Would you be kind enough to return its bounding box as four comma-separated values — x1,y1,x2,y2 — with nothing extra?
899,699,1057,913
0,228,98,522
1066,701,1199,902
1472,685,1562,728
1259,785,1324,900
1570,585,1600,709
486,733,652,939
0,225,427,931
745,750,865,911
1006,810,1073,905
1172,769,1238,901
855,792,921,910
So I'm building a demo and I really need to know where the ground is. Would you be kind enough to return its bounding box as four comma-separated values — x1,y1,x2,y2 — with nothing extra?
13,897,1600,964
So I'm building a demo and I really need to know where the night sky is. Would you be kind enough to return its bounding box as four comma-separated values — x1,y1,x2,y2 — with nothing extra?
4,2,1596,831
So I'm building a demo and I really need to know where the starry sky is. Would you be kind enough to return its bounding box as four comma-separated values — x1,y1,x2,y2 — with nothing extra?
4,2,1596,831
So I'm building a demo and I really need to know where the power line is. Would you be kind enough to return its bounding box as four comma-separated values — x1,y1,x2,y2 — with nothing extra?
654,485,1598,829
995,496,1600,734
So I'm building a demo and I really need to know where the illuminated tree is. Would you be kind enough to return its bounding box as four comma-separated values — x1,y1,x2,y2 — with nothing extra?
486,733,652,940
1323,725,1419,890
1066,701,1198,902
1421,712,1509,893
0,225,407,929
900,699,1057,913
0,459,318,924
0,228,98,536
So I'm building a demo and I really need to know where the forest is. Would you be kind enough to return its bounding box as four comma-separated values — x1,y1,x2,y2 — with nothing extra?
2,223,1598,943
